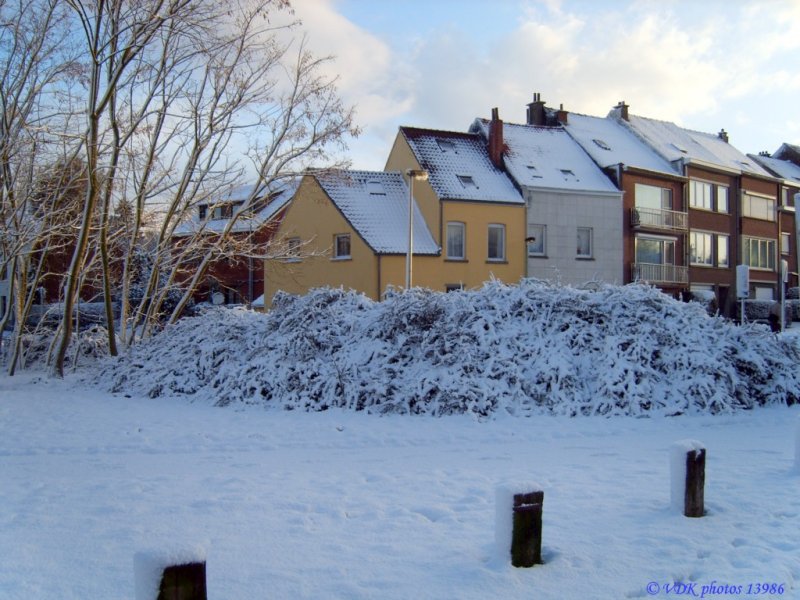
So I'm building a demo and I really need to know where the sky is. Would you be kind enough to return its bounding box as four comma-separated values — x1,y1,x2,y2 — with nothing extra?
286,0,800,171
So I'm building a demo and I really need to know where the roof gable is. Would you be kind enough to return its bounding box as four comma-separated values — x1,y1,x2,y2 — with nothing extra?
748,153,800,184
314,170,439,255
399,127,522,204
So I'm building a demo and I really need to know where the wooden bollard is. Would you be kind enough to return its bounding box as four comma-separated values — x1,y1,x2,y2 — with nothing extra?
670,440,705,518
134,549,207,600
496,484,544,568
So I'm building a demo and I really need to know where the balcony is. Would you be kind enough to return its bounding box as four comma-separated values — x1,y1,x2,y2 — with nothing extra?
631,262,689,285
631,207,688,231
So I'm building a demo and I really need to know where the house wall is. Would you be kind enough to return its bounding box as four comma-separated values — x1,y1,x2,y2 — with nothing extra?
385,134,442,245
740,175,780,294
264,176,378,305
525,189,623,285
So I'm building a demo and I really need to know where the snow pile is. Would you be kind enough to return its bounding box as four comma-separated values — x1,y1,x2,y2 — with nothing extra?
97,280,800,416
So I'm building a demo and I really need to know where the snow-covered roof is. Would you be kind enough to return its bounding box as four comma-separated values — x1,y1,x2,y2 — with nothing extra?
748,154,800,185
562,112,680,177
471,119,620,194
399,127,523,204
315,170,439,255
173,179,298,237
615,112,773,178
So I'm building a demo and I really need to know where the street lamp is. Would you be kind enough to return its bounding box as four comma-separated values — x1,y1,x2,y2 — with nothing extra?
405,168,429,289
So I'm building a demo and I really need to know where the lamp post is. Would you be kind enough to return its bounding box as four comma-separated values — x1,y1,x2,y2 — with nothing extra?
405,168,429,289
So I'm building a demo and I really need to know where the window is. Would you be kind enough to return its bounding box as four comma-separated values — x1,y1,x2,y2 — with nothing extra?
198,205,207,219
635,236,675,265
527,224,546,257
283,237,301,262
446,222,465,260
526,165,543,178
487,224,505,261
690,231,713,266
689,180,712,210
445,283,464,292
782,232,791,255
635,184,672,210
577,227,593,258
592,139,611,151
457,175,478,190
333,234,351,259
560,169,578,182
717,234,729,267
716,186,729,213
367,181,386,195
741,192,776,221
742,237,776,270
436,139,456,152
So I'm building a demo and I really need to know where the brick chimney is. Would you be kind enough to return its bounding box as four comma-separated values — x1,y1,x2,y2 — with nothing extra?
556,103,568,125
526,92,546,126
615,100,629,121
718,128,729,143
488,107,504,168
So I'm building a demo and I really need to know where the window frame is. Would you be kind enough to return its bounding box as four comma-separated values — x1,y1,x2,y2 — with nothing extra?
742,236,777,271
446,221,466,260
689,231,714,266
487,223,506,262
689,180,712,211
527,224,546,257
576,227,593,258
741,192,776,222
781,232,791,255
333,233,351,260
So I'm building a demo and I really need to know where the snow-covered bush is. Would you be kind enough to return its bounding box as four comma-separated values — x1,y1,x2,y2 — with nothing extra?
95,280,800,417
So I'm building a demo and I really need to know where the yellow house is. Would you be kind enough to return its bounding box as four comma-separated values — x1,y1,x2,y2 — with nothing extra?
263,127,526,307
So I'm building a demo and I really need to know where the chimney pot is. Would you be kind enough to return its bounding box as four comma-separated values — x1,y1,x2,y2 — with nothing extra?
718,128,729,143
526,92,546,126
615,100,629,121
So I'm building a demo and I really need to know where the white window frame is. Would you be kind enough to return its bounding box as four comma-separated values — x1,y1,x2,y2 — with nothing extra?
741,192,776,222
689,180,712,210
487,224,505,262
717,234,729,268
576,227,593,258
446,222,466,260
527,224,546,257
689,231,714,266
781,232,791,255
715,185,729,214
333,233,351,260
742,236,776,271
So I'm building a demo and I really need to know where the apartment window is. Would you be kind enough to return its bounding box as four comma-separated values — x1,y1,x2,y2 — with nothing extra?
635,236,675,265
741,192,776,221
635,184,672,210
716,186,729,213
717,234,729,267
333,234,351,259
487,224,505,261
689,180,712,210
742,237,776,270
690,231,713,266
527,224,546,257
446,222,465,260
782,232,791,255
577,227,593,258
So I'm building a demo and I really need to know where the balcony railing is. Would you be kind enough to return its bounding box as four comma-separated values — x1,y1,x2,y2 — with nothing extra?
631,207,688,231
631,262,689,284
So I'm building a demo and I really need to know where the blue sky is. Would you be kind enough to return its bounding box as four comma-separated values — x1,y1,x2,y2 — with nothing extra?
290,0,800,170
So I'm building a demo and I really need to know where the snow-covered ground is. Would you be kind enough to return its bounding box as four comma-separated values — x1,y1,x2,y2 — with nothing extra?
2,372,800,599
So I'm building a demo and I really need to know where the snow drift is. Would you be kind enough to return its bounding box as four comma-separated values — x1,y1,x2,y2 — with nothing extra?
97,280,800,417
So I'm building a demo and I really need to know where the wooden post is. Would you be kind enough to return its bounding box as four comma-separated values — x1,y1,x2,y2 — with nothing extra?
671,441,705,518
683,448,705,518
157,562,207,600
511,491,543,567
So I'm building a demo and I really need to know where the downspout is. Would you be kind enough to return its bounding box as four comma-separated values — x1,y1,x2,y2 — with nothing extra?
377,254,382,300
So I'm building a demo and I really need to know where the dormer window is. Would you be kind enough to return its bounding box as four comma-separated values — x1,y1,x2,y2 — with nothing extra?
457,174,478,189
593,139,611,151
437,139,456,152
367,180,386,195
670,142,688,154
560,169,578,182
526,165,543,178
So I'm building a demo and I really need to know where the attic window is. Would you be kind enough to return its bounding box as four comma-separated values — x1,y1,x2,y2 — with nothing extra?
670,142,688,154
367,180,386,195
526,165,543,178
593,139,611,151
560,169,578,182
437,139,456,152
457,174,478,190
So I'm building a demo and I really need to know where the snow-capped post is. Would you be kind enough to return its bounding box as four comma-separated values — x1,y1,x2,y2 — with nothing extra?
134,547,207,600
670,440,706,518
496,483,544,567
